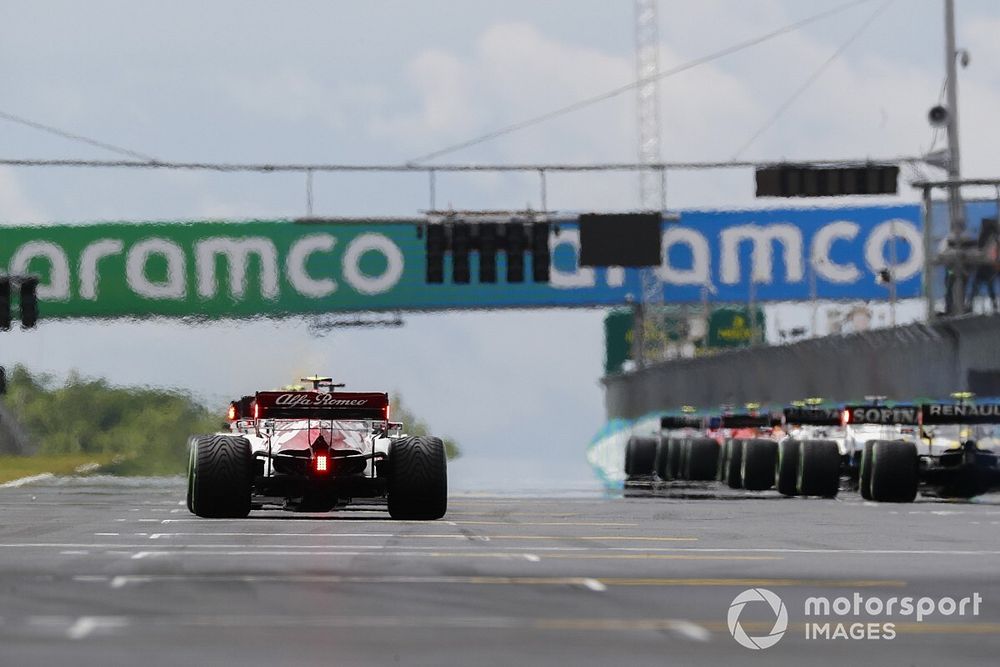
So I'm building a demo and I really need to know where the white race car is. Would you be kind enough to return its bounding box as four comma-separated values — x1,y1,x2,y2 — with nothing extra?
186,376,448,520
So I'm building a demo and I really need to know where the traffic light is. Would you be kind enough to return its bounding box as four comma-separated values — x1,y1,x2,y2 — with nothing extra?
505,223,526,283
425,224,445,284
579,213,662,267
478,223,498,283
0,278,10,331
531,222,550,282
20,277,38,329
451,222,470,284
755,164,899,198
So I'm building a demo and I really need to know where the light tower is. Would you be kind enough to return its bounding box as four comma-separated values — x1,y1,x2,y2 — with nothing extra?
632,0,665,366
635,0,663,211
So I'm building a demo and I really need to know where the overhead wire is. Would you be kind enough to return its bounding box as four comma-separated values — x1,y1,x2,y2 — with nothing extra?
407,0,876,164
0,108,158,162
730,0,896,160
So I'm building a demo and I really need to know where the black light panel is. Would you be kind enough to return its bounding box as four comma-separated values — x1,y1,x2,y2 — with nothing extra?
578,213,662,267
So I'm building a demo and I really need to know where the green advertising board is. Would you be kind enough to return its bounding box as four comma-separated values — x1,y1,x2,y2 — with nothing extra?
1,219,610,319
604,306,765,374
707,307,765,348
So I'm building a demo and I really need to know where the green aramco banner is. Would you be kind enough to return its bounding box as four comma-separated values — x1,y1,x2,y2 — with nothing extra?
0,220,445,318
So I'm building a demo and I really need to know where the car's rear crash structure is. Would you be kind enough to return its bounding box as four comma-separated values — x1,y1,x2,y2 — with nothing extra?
187,378,448,520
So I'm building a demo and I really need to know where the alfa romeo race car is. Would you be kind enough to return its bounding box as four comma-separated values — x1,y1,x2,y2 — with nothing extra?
186,377,448,520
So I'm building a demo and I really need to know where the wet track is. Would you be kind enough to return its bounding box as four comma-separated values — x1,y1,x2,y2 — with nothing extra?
1,477,999,666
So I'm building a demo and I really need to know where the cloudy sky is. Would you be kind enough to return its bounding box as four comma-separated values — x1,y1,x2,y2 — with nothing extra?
2,0,999,489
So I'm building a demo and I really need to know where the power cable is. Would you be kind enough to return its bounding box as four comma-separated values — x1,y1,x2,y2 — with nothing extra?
408,0,875,164
730,0,895,160
0,108,157,162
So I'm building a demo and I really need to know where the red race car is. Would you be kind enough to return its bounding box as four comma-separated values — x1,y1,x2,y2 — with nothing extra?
187,376,447,520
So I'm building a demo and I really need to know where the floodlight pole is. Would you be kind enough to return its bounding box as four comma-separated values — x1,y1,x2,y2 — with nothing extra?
944,0,966,313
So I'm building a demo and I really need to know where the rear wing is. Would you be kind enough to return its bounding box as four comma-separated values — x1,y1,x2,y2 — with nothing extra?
253,391,390,421
783,407,841,427
920,403,1000,425
842,405,919,426
720,414,777,429
661,415,704,430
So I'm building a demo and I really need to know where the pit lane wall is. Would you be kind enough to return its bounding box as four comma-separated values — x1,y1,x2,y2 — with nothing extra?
589,314,1000,486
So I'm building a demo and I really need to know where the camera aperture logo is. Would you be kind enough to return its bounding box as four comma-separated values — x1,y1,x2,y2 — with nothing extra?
728,588,788,650
728,589,984,648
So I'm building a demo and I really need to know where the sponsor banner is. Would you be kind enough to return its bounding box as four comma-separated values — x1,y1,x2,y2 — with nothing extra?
921,402,1000,425
0,204,923,319
783,407,841,426
843,405,920,425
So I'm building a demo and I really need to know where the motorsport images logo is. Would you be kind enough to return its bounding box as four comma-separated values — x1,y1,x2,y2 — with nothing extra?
727,588,788,650
728,588,984,648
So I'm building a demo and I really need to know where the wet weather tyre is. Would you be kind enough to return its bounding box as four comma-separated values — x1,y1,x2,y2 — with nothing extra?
870,440,919,503
725,439,745,489
776,439,801,496
624,436,657,479
685,438,720,481
188,434,253,518
797,440,840,498
387,436,448,520
859,440,876,500
742,439,778,491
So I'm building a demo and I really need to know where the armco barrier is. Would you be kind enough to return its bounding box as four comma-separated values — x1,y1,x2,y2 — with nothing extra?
602,314,1000,420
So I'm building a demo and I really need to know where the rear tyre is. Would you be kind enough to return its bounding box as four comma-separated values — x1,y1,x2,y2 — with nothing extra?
186,438,196,513
742,439,778,491
685,438,720,481
870,440,918,503
666,438,683,480
859,440,876,500
718,440,731,481
188,434,253,518
676,438,691,481
624,436,658,479
725,439,745,489
776,439,801,496
797,440,840,498
654,437,671,480
387,436,448,520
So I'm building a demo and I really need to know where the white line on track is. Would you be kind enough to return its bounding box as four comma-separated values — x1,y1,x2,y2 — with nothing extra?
668,620,710,642
9,542,1000,557
143,532,696,542
74,574,626,589
66,616,128,640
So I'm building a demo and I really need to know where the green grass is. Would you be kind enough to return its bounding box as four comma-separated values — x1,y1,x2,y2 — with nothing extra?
0,453,120,484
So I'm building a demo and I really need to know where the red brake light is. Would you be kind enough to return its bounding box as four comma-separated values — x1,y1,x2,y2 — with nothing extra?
841,409,851,426
252,401,260,419
384,402,390,422
315,454,329,473
227,403,238,421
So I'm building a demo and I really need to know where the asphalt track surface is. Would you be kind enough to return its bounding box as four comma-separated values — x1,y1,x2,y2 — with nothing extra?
1,477,999,666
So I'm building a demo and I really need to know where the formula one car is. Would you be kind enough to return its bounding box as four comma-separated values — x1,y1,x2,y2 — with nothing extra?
843,397,1000,502
623,412,718,486
716,409,784,491
186,377,448,520
775,404,843,498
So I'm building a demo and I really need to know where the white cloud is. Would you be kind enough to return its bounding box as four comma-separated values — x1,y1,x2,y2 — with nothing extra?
0,168,46,224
